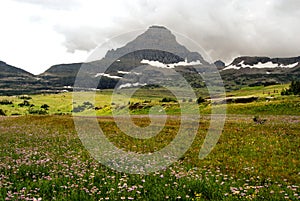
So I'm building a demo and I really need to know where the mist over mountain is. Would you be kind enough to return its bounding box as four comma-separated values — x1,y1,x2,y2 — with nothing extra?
0,26,299,95
57,25,211,90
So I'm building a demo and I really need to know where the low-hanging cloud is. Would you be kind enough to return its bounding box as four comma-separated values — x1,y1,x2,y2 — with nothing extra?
16,0,300,64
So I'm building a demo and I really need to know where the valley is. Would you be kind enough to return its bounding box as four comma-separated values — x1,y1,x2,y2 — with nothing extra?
0,25,299,200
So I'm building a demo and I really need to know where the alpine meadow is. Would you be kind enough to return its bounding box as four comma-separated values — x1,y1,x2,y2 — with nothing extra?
0,4,300,200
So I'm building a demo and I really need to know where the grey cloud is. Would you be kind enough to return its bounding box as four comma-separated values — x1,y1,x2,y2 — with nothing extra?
13,0,80,10
54,25,101,53
53,0,300,63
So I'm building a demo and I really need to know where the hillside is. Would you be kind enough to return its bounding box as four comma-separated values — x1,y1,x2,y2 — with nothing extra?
0,61,47,95
39,63,83,87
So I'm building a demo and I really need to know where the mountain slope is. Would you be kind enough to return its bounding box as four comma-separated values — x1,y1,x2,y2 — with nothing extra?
42,26,210,90
221,56,300,89
39,63,83,87
224,56,300,70
1,26,300,95
0,61,47,95
104,25,208,64
0,61,34,77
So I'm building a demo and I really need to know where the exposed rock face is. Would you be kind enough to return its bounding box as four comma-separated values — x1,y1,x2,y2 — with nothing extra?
1,26,300,95
39,63,83,87
227,56,300,68
104,25,208,64
213,60,225,70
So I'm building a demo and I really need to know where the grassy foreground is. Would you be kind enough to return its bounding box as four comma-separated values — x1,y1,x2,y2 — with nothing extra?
0,115,299,200
0,84,299,200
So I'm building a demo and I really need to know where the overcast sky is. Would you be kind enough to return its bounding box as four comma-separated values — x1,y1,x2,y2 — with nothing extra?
0,0,299,74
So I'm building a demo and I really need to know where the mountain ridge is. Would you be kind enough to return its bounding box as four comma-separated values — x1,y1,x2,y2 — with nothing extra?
224,56,300,70
0,25,299,95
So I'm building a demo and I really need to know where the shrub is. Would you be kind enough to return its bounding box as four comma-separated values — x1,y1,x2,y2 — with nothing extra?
18,100,31,107
253,116,267,124
72,105,86,113
28,108,48,115
196,97,206,104
83,101,94,109
72,102,95,113
19,95,32,100
161,97,177,103
0,109,6,116
290,80,300,95
281,80,300,95
0,100,13,105
41,104,50,110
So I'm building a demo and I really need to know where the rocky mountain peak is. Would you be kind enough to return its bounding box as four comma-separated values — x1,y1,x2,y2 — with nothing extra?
104,25,208,64
214,60,225,70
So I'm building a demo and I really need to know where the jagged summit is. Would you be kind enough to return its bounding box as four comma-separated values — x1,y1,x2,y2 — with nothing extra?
149,25,167,29
105,25,208,64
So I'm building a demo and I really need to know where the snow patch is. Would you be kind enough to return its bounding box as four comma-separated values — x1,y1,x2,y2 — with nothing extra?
118,82,146,89
141,58,202,69
223,61,299,70
95,73,121,79
117,71,130,74
117,71,141,75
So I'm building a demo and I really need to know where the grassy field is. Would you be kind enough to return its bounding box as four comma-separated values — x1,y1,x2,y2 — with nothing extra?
0,115,299,200
0,84,299,200
0,84,299,116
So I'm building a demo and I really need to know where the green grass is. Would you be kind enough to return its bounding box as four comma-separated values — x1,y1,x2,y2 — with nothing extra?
0,84,299,200
198,96,300,115
225,84,289,97
0,115,299,200
0,84,299,116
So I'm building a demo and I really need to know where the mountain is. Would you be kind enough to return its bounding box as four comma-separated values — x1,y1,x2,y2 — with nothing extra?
104,25,208,64
223,56,300,70
0,61,47,95
39,63,83,87
1,26,300,95
0,61,33,77
214,60,226,70
41,25,209,90
221,56,300,89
